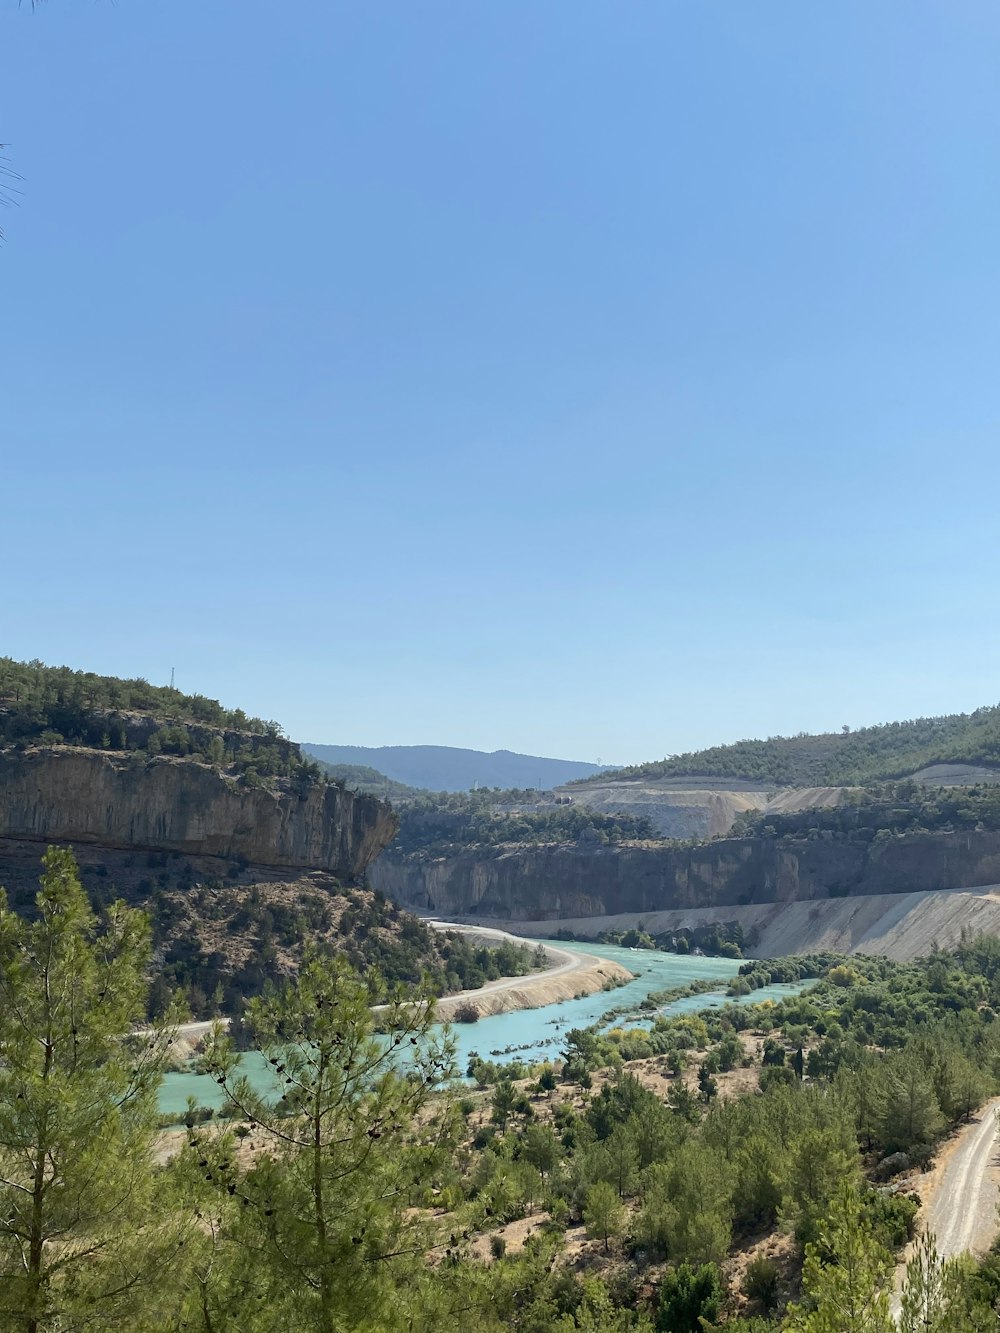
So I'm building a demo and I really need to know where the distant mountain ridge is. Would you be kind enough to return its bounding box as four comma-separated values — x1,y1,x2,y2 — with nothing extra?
301,743,606,793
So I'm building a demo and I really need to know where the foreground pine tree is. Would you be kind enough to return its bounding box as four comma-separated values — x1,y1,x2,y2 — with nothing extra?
0,847,177,1332
899,1232,998,1333
184,952,468,1331
783,1183,894,1333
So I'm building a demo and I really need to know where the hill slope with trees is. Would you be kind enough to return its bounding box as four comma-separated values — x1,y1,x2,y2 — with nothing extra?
588,704,1000,788
4,846,1000,1330
0,656,321,786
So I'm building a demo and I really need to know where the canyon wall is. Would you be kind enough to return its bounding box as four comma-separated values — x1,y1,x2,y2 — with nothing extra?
0,747,397,879
369,830,1000,919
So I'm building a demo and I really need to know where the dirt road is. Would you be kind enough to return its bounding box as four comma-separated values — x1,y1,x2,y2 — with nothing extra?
162,923,622,1042
891,1098,1000,1320
171,1017,224,1040
922,1097,1000,1258
424,920,593,997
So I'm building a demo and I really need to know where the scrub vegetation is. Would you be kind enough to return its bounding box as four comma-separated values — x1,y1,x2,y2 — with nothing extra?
0,656,324,786
146,880,544,1020
391,788,656,857
729,780,1000,842
591,705,1000,788
4,850,1000,1330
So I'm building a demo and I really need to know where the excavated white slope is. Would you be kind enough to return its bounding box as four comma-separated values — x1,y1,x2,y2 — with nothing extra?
485,885,1000,962
561,780,852,839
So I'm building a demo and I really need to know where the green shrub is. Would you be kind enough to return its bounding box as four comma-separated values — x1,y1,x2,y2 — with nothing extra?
743,1254,779,1311
656,1263,723,1332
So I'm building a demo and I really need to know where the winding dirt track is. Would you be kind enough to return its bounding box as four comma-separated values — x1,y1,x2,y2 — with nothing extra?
423,919,593,998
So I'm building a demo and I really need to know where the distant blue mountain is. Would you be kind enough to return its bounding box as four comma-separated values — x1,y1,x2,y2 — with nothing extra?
301,743,607,793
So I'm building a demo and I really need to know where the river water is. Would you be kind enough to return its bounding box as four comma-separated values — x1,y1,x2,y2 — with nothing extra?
158,940,805,1118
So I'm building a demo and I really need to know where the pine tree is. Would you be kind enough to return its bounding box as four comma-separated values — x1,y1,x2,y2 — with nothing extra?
898,1232,992,1332
583,1180,624,1252
881,1054,943,1153
783,1125,860,1249
491,1078,517,1131
0,848,179,1332
189,951,462,1331
783,1183,894,1333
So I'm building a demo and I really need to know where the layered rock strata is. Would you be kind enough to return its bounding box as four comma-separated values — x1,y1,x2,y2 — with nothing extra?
370,830,1000,920
0,747,397,879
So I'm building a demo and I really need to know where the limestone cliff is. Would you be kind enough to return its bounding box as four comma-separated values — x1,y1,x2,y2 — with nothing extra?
370,829,1000,919
0,747,397,879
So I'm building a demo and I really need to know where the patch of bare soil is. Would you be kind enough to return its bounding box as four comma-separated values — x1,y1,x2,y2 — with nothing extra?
470,1212,553,1261
560,779,852,839
724,1230,799,1320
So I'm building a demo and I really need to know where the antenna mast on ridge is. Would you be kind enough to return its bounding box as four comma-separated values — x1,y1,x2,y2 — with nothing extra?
170,667,175,690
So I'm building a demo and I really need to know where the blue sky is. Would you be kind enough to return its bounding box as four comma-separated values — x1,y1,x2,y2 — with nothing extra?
4,1,1000,763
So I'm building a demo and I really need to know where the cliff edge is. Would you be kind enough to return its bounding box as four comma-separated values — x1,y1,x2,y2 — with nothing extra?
370,828,1000,920
0,747,398,879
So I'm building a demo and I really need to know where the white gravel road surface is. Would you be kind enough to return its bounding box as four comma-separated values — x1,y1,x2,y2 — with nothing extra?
423,919,593,997
923,1097,1000,1258
891,1097,1000,1322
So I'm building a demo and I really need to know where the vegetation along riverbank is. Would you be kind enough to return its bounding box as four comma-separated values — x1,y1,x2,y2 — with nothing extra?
6,847,1000,1329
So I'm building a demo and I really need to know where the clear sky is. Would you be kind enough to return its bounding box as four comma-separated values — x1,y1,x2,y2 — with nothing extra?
4,2,1000,764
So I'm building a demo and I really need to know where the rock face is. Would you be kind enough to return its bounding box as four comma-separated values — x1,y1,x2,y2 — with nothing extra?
0,748,397,879
370,830,1000,920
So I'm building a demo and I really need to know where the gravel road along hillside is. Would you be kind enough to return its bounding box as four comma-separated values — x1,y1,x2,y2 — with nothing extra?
923,1098,1000,1259
891,1098,1000,1321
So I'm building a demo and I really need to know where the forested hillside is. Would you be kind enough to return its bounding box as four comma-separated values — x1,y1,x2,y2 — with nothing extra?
0,659,442,1019
304,776,659,862
0,657,322,785
730,780,1000,843
0,838,543,1022
4,847,1000,1331
146,878,542,1019
386,788,656,860
310,759,421,800
594,704,1000,788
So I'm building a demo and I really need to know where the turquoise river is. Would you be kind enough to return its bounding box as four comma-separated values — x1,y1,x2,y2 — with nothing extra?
158,939,806,1118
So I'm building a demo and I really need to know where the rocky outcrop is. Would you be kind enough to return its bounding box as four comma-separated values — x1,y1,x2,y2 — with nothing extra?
370,830,1000,920
0,747,397,878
